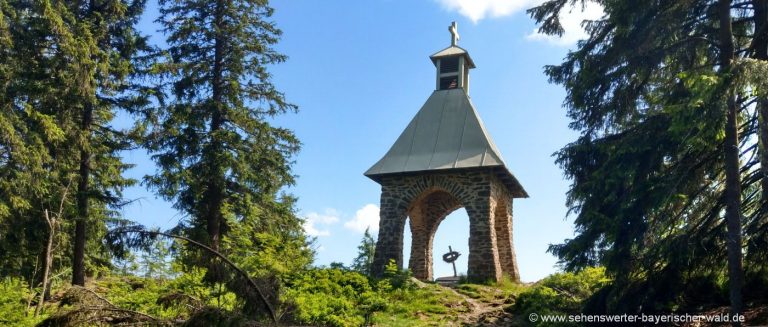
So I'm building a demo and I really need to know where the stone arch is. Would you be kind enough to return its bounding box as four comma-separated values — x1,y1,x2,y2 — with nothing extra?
400,175,478,211
405,188,463,280
371,170,520,283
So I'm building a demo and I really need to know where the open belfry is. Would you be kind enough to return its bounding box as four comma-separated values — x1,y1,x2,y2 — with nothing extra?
365,22,528,283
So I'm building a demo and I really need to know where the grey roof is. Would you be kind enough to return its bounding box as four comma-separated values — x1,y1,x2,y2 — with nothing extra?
365,88,527,197
430,46,476,68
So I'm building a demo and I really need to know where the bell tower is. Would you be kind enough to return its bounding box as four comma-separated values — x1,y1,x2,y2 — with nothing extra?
365,22,527,283
431,22,475,93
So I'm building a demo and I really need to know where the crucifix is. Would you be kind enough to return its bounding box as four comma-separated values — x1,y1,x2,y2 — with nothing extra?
449,21,459,46
442,246,461,277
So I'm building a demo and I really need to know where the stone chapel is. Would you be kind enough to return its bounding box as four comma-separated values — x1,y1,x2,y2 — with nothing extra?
365,22,528,283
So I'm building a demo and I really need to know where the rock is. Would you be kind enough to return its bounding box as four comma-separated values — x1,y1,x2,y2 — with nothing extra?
409,277,428,288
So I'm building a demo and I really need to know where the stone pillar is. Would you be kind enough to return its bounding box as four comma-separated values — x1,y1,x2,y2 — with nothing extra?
494,198,520,281
466,196,502,283
371,188,407,277
408,207,431,280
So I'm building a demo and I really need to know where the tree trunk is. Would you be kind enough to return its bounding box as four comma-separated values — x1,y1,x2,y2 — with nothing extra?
73,103,92,286
205,0,225,252
754,0,768,206
718,0,744,323
197,0,227,284
35,210,54,317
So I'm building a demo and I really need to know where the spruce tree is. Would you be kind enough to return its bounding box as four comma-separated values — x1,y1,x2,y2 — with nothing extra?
0,0,148,286
530,0,768,316
352,228,376,276
60,0,148,286
0,0,81,283
146,0,308,283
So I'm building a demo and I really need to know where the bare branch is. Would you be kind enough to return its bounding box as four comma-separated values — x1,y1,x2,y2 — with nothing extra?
109,227,278,323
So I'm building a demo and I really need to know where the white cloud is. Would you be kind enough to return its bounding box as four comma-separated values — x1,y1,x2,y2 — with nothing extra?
525,1,604,46
343,204,380,233
302,209,340,237
435,0,538,23
434,0,604,46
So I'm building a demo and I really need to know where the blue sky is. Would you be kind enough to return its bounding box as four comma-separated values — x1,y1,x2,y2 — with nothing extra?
121,0,603,282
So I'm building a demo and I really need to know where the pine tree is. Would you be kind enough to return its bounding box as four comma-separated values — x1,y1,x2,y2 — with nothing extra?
0,0,148,287
55,0,148,286
352,228,376,276
146,0,308,285
139,239,173,279
530,0,768,316
0,1,55,284
0,0,82,284
717,0,744,316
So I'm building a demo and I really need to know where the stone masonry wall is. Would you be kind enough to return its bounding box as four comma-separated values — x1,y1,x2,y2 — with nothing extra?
371,169,520,283
492,178,519,281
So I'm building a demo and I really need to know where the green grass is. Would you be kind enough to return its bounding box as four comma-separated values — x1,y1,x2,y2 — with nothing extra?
27,270,533,327
455,276,530,303
370,277,533,326
371,282,472,326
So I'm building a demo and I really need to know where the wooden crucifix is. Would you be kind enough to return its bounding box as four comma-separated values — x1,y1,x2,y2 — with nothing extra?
442,246,461,277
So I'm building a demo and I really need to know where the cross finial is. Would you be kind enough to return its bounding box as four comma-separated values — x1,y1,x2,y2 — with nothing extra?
449,21,459,46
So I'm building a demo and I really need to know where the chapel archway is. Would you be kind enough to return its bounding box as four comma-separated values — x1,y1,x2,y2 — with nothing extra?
406,188,462,281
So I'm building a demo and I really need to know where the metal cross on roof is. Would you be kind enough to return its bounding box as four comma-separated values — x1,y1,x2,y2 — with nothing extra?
449,21,459,46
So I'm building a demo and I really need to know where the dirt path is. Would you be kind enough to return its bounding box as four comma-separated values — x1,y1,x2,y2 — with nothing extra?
442,284,515,326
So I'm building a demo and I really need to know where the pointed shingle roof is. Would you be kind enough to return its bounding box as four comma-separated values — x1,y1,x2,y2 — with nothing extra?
365,88,527,197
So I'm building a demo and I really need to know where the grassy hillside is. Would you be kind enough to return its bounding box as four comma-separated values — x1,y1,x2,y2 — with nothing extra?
0,265,602,326
5,265,766,326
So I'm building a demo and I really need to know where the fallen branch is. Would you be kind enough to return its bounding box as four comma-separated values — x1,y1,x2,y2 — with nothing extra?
109,227,278,324
40,286,169,327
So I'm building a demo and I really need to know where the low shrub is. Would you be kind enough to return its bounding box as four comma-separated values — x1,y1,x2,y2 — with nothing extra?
0,277,46,326
284,268,385,327
510,267,610,326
